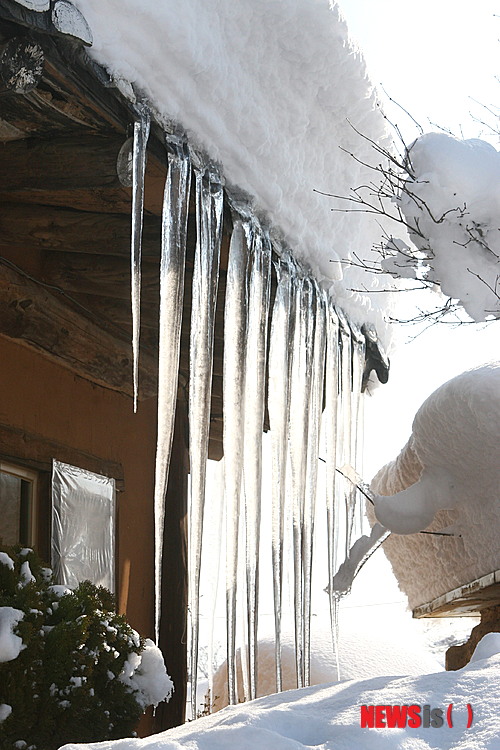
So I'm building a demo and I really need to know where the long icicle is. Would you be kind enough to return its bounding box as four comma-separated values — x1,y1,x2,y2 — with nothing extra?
350,322,366,538
337,310,354,557
154,135,191,644
268,257,293,693
188,157,223,719
242,220,271,701
223,218,248,705
206,459,225,710
288,275,314,688
325,301,340,678
130,106,150,413
302,284,326,686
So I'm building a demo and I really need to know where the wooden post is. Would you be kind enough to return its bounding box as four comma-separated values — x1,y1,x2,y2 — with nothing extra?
153,397,189,731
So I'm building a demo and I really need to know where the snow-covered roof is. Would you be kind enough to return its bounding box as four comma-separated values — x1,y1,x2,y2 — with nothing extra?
70,0,391,328
370,363,500,612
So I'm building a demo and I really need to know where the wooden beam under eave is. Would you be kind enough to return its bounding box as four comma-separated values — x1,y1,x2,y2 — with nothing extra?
0,133,168,215
0,203,162,258
0,259,158,400
0,134,126,190
41,250,160,300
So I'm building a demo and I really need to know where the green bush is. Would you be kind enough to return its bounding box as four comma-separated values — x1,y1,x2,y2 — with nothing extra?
0,545,149,750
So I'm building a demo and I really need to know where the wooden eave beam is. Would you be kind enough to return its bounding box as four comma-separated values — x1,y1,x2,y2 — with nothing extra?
0,258,158,399
41,249,160,300
0,203,163,258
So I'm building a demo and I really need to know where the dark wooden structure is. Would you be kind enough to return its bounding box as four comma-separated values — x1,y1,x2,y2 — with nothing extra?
0,0,234,731
0,0,390,733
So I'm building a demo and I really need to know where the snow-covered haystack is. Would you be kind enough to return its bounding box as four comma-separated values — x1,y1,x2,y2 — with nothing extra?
60,640,500,750
72,0,393,328
370,362,500,610
210,616,440,711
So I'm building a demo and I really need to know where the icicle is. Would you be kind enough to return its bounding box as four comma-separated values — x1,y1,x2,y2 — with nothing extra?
330,523,390,597
337,310,354,557
324,302,340,679
349,322,366,537
268,257,293,693
223,218,248,705
302,284,326,686
239,528,250,704
188,155,223,719
242,220,271,701
205,460,225,711
288,275,314,688
153,134,191,644
130,106,150,413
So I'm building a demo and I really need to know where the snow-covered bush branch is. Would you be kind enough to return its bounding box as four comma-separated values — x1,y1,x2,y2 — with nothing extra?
331,126,500,323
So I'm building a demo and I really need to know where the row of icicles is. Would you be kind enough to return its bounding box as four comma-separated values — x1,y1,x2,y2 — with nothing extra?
127,110,370,719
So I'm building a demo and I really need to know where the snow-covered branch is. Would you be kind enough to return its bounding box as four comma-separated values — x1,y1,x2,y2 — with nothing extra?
335,130,500,324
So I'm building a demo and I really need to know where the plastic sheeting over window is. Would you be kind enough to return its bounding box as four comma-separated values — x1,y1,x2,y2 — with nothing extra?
51,460,116,592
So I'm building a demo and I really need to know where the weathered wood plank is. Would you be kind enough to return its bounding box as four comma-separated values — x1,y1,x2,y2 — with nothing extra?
0,203,162,258
41,249,160,300
0,187,133,214
69,292,160,331
0,259,158,399
413,571,500,618
0,133,125,190
0,143,169,216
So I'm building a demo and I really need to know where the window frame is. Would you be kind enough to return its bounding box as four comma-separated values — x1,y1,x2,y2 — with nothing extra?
0,459,39,547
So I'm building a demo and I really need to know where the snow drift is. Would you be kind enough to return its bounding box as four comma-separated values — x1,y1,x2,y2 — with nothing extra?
370,362,500,610
59,643,500,750
210,615,441,711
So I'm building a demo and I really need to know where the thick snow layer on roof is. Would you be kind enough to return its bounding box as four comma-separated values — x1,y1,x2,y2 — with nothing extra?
72,0,392,327
60,646,500,750
385,133,500,322
370,362,500,609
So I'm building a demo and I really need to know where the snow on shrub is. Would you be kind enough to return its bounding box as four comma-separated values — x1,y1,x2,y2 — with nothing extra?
0,545,173,750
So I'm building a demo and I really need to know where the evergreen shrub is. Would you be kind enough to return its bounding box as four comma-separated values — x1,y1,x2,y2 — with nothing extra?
0,545,153,750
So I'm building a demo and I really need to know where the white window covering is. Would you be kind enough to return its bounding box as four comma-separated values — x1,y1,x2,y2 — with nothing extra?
51,460,116,592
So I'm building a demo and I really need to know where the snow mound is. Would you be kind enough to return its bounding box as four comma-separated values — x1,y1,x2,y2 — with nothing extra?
71,0,394,330
370,362,500,609
59,655,500,750
210,614,440,711
469,633,500,665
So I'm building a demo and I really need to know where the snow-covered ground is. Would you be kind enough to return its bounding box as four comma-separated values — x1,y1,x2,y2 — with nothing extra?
60,637,500,750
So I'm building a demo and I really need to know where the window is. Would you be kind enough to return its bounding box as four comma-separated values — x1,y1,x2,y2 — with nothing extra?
51,460,116,592
0,461,38,547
